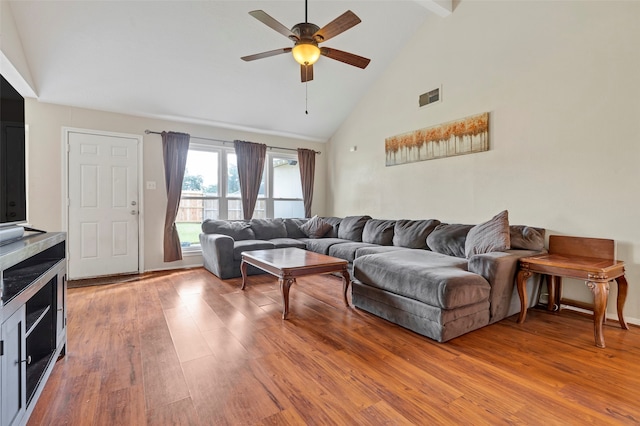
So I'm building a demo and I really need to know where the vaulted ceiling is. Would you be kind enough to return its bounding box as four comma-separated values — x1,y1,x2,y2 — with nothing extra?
6,1,449,141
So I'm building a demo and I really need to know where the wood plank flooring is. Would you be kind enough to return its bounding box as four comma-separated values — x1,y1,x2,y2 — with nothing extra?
28,267,640,425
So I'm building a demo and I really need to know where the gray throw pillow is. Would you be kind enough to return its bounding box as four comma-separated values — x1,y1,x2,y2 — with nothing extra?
201,219,255,241
362,219,396,246
337,215,372,242
393,219,441,249
250,218,287,240
283,218,309,239
426,223,474,258
510,225,545,251
321,217,342,238
300,215,333,238
464,210,511,258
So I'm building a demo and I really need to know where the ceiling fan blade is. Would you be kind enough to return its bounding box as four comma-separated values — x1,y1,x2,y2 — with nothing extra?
320,47,370,69
301,64,314,82
313,10,361,43
241,47,292,62
249,10,298,40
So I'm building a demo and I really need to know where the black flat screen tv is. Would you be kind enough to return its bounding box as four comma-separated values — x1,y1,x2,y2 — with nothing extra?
0,74,27,227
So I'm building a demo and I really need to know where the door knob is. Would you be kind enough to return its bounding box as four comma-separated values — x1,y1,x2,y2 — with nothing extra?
131,210,138,215
131,201,137,206
16,356,32,365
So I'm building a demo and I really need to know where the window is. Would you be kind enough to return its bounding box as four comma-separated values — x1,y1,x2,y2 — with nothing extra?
176,145,220,249
176,144,304,251
270,155,304,218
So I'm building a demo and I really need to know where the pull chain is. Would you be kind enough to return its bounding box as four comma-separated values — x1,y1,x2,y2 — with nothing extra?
305,80,309,115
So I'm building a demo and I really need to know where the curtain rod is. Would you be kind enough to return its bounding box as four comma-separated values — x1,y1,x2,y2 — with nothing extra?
144,130,321,154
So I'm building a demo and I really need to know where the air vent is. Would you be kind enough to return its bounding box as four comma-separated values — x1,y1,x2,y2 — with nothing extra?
419,87,441,107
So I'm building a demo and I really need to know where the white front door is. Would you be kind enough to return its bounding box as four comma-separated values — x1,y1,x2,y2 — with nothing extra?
67,130,140,279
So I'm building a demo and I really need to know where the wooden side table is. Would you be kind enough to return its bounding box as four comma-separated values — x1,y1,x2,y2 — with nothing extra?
516,235,628,348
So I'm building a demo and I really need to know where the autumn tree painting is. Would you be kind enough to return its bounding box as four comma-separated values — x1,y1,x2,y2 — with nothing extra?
385,112,489,166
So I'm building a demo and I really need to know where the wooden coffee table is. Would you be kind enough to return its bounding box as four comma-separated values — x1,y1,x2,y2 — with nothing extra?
240,247,351,319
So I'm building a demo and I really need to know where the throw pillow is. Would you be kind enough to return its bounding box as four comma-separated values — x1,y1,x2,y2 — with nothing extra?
393,219,441,249
510,225,545,250
337,215,372,242
250,218,287,240
283,218,309,239
426,223,474,258
464,210,511,258
362,219,396,245
321,217,342,238
201,219,255,241
300,215,332,239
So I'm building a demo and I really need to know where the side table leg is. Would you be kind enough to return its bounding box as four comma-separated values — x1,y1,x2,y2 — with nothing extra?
517,269,532,323
240,260,248,290
341,267,351,307
616,275,629,330
280,277,295,320
587,281,610,348
547,275,559,311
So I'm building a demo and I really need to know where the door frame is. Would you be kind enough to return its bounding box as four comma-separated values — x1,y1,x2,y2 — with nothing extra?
62,127,145,276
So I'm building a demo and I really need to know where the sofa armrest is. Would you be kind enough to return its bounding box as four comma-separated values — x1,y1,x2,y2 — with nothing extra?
468,249,543,322
199,233,236,279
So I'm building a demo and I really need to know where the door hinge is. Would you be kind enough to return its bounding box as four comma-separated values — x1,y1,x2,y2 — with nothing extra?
0,340,4,356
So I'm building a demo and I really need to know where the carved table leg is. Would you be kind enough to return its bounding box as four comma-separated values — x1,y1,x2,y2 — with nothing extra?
517,269,532,324
280,277,295,320
547,275,562,311
240,260,248,290
341,267,351,307
616,275,629,330
587,281,610,349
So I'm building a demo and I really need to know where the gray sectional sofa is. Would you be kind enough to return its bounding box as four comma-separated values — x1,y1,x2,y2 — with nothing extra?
199,211,545,342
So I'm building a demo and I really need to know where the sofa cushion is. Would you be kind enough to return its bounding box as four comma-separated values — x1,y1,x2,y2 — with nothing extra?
201,219,255,241
510,225,545,251
328,242,377,263
355,246,411,258
362,219,396,246
393,219,441,249
233,240,275,260
426,224,474,258
464,210,511,258
269,238,307,249
300,215,333,238
250,218,287,240
321,217,342,238
283,218,309,239
299,238,351,255
337,215,372,242
354,250,490,310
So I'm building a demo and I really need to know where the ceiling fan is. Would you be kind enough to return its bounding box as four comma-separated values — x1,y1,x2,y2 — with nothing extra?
241,0,371,83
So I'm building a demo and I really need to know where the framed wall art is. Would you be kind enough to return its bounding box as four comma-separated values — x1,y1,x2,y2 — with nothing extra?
385,112,489,166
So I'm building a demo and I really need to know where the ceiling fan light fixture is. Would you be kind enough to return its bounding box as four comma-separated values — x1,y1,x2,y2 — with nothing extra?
292,42,321,65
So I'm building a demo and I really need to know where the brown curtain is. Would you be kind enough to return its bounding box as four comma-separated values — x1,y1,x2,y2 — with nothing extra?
234,140,267,220
162,131,190,262
297,148,316,218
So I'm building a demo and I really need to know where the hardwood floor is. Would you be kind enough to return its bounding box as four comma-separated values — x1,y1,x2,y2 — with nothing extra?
28,268,640,425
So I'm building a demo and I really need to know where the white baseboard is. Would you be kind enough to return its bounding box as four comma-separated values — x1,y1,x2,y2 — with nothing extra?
563,305,640,327
144,263,203,273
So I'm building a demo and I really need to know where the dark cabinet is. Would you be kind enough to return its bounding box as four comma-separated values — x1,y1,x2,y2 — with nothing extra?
0,233,66,426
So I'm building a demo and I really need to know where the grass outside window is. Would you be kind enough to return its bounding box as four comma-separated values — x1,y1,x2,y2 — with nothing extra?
177,222,202,247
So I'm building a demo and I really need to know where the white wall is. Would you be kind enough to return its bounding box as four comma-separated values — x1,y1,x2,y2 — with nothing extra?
327,1,640,322
25,100,326,272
